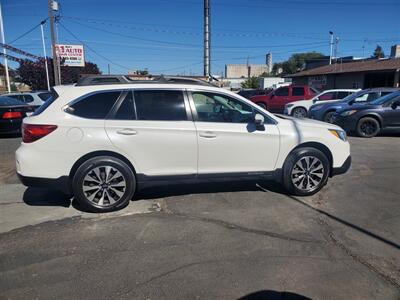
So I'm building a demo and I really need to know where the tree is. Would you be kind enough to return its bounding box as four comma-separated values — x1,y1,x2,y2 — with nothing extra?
241,76,259,89
372,45,385,58
272,52,325,75
136,69,149,75
17,58,101,90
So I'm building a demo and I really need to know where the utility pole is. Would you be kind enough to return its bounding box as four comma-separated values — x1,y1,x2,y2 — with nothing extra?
204,0,210,80
40,20,51,91
329,31,334,65
0,2,11,92
108,64,110,75
334,37,339,59
48,0,60,86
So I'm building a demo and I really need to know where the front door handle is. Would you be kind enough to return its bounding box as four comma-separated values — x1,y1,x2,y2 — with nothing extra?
116,129,138,136
199,131,217,138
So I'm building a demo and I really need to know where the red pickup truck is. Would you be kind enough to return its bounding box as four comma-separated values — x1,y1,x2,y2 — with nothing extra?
250,85,318,113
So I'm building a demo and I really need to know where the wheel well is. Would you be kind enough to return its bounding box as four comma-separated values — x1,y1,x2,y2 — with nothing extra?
69,150,137,179
291,106,307,114
256,102,267,108
292,142,333,174
357,114,382,127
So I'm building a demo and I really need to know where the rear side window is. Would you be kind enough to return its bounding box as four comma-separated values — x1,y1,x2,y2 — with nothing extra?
38,92,52,101
134,90,187,121
292,87,305,96
275,87,289,96
337,92,350,99
67,91,121,119
23,95,34,103
114,92,135,120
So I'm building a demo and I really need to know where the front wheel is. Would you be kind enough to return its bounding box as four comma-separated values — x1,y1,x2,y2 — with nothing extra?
282,147,330,196
356,117,380,138
72,156,136,212
323,111,336,123
291,107,308,118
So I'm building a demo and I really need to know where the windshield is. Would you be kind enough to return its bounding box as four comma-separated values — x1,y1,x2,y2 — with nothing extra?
0,96,25,106
340,90,364,103
370,91,400,105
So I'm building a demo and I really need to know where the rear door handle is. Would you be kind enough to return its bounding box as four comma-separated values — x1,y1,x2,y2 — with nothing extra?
199,131,217,138
116,129,138,136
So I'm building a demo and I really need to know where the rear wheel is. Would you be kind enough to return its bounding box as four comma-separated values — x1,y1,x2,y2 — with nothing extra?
282,147,330,196
323,111,336,123
292,107,308,118
256,102,267,110
72,156,136,212
356,117,380,138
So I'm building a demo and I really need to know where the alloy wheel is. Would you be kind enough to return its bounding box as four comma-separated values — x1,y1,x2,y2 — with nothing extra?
291,156,325,192
360,120,378,137
82,166,127,207
292,108,307,118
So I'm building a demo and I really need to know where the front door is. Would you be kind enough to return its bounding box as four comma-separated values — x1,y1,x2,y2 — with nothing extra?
269,86,289,113
105,90,197,177
382,96,400,127
189,90,280,175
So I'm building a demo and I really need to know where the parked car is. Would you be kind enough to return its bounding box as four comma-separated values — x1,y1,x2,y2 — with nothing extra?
334,91,400,138
3,91,53,107
237,89,269,99
16,75,351,212
309,88,399,123
0,96,35,135
250,85,318,113
284,89,358,118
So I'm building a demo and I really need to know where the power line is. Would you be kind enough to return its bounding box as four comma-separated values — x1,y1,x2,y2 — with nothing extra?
8,19,47,45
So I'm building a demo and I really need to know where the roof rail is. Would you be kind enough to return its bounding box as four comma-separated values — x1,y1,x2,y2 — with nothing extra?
76,75,214,87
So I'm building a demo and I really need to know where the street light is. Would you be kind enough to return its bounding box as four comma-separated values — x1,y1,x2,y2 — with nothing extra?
40,20,51,91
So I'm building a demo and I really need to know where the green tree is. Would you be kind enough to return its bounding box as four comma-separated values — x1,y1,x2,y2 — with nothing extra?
272,52,325,75
372,45,385,58
17,58,101,90
241,76,260,89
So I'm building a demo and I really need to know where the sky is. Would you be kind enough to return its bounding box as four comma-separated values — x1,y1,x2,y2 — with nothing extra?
2,0,400,76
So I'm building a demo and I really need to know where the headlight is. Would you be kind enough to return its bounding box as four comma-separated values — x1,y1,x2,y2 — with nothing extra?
329,129,347,141
340,110,357,117
286,104,294,108
311,104,323,110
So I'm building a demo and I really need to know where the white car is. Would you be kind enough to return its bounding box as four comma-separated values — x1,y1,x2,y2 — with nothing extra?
16,76,351,212
284,89,359,118
4,91,53,107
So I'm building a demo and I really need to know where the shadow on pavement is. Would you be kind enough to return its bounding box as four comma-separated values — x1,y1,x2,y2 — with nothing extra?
23,187,72,208
0,133,21,139
238,290,311,300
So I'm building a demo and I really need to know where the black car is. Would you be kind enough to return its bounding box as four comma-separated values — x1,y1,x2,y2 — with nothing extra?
0,96,35,135
334,91,400,137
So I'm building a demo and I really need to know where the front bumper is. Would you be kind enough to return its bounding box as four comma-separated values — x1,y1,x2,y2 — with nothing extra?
331,156,351,176
17,173,71,194
334,115,357,132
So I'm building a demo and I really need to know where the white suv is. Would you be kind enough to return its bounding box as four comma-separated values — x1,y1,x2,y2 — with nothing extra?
284,89,359,118
16,76,351,212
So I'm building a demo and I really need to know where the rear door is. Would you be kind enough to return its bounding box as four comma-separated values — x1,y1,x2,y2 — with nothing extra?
104,89,198,177
382,96,400,127
269,86,289,112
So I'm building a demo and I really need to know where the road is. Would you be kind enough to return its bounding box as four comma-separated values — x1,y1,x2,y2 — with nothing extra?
1,133,400,299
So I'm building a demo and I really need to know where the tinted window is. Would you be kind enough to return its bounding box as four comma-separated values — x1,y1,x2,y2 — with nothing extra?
114,92,135,120
67,91,121,119
7,95,21,101
192,92,254,123
292,87,305,96
23,95,34,103
275,87,289,96
38,92,52,101
337,92,350,99
134,90,186,121
318,92,336,101
0,96,24,106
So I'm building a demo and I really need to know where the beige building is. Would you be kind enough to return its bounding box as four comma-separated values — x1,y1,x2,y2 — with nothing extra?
225,64,270,78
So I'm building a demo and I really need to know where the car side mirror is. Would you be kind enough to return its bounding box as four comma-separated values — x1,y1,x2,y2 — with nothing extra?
391,101,400,110
254,113,265,127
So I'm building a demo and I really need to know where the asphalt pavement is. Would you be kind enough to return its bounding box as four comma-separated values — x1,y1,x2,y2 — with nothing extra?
0,133,399,299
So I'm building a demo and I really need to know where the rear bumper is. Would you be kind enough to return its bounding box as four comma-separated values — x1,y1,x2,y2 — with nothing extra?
331,156,351,176
17,173,71,193
0,119,22,134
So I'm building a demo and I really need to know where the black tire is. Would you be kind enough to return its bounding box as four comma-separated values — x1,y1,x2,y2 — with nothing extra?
291,107,308,118
323,111,336,123
282,147,330,196
72,156,136,213
257,102,267,110
356,117,380,138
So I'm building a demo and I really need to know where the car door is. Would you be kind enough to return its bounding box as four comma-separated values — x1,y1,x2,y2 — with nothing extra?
291,87,306,103
189,90,280,175
382,96,400,127
269,86,289,112
105,89,198,177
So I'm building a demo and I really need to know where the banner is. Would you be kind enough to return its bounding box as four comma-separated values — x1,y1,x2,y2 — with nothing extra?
55,44,85,67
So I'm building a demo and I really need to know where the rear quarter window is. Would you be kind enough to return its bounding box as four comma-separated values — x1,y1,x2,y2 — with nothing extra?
32,90,59,116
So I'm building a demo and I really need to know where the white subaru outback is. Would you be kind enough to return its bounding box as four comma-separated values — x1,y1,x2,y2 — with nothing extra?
16,76,351,212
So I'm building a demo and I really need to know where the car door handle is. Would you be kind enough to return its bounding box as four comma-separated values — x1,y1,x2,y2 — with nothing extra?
199,131,217,138
116,129,138,136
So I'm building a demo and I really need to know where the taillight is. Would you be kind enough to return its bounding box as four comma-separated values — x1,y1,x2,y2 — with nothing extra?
22,124,57,143
2,111,22,119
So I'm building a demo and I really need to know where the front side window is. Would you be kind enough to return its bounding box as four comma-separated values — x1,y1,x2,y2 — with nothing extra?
354,92,380,103
292,87,305,96
318,92,336,101
67,91,121,119
134,90,187,121
275,87,289,97
192,92,254,123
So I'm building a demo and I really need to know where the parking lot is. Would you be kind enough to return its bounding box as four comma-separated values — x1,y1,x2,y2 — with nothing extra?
1,132,400,299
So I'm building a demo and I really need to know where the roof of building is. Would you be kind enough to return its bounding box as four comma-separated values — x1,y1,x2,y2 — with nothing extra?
289,58,400,78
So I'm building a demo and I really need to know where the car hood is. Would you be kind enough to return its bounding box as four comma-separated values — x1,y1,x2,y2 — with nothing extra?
276,114,342,130
287,99,309,106
338,103,379,113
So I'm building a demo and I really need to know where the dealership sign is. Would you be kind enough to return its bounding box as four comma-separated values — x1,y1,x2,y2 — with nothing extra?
55,44,85,67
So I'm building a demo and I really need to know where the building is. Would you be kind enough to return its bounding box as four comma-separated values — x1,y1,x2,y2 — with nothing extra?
266,53,273,74
225,64,270,78
289,45,400,90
